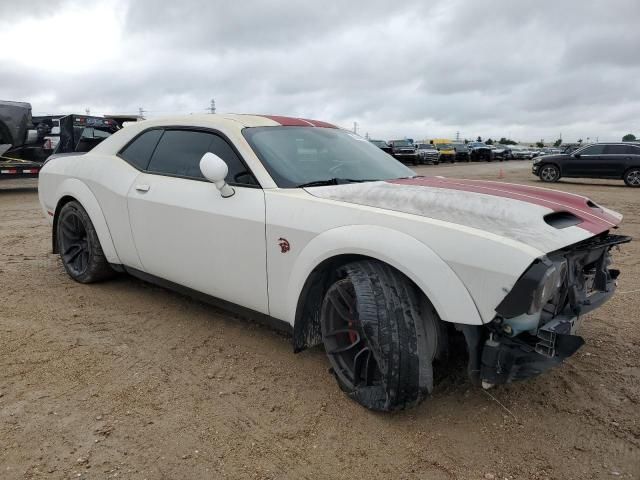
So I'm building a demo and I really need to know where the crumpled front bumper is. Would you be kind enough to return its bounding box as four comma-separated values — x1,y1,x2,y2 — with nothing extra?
476,233,630,387
480,320,585,386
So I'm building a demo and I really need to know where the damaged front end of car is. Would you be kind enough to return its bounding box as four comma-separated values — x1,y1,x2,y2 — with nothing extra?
462,233,631,388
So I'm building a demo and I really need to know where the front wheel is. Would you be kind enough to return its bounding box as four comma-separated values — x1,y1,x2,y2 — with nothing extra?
320,260,443,411
56,201,116,283
539,164,560,183
623,168,640,187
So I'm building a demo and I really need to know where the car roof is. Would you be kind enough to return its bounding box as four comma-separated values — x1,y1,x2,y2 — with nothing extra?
128,114,338,130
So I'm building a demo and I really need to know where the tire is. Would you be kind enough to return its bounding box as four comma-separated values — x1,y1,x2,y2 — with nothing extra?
320,260,443,411
56,201,115,283
539,164,560,183
623,168,640,187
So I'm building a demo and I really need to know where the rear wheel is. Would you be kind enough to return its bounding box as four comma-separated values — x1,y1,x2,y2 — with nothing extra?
57,201,115,283
539,164,560,183
320,260,443,411
623,168,640,187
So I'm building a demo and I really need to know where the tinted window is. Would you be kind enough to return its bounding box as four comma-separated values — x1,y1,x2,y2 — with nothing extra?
579,144,606,155
628,145,640,155
207,135,257,185
146,129,257,185
604,145,629,155
147,130,212,178
120,129,163,170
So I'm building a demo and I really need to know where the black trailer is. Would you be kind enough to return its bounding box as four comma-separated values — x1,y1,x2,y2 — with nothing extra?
1,104,120,180
0,156,42,179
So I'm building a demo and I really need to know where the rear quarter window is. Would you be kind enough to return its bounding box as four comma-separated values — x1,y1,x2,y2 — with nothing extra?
119,129,164,170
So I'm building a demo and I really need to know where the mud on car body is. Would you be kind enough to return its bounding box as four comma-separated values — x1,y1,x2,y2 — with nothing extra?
38,114,630,411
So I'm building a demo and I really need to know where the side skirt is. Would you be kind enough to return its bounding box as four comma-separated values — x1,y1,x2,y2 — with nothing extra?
116,265,294,337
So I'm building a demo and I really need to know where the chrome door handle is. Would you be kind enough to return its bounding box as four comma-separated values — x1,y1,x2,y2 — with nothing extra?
135,184,150,192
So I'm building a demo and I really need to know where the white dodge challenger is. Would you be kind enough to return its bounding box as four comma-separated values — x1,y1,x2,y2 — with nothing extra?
38,114,630,411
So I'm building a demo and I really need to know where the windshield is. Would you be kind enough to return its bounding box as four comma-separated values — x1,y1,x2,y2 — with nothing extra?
469,142,486,148
243,127,415,188
417,143,435,149
369,140,387,147
438,144,454,149
391,140,412,147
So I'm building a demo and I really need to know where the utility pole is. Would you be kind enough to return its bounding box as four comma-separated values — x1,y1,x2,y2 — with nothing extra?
353,121,358,134
365,132,369,140
455,131,460,142
85,108,90,116
209,99,216,114
138,107,146,118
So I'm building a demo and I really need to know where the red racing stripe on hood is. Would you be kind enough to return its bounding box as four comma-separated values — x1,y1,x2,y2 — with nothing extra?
388,177,620,234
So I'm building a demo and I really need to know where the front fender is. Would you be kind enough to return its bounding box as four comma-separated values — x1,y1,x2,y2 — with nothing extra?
288,225,483,326
53,178,121,264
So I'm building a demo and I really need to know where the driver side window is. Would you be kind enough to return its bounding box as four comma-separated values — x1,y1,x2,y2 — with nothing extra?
579,145,605,155
142,129,258,186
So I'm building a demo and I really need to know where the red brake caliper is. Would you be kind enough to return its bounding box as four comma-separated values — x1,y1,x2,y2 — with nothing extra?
348,320,358,344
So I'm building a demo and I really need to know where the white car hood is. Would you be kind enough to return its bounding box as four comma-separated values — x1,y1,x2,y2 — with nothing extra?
306,177,623,253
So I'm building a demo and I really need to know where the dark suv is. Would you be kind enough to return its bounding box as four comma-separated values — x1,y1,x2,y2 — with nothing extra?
389,139,419,165
532,143,640,187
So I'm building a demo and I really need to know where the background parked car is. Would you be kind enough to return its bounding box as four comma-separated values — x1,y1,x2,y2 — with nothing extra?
432,139,456,163
493,144,512,160
389,139,419,164
511,146,533,160
369,139,393,155
467,142,494,162
415,143,440,164
533,142,640,187
452,143,470,162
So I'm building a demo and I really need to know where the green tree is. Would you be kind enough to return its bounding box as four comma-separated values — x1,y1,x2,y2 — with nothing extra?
486,138,494,145
577,138,583,144
622,133,637,142
536,139,545,148
553,138,562,147
499,137,517,145
476,136,482,142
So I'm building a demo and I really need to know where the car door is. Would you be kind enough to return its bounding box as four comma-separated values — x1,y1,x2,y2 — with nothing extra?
564,144,606,177
126,128,269,314
603,144,634,177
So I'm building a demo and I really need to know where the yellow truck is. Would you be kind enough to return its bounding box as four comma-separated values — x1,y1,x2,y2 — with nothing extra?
431,139,456,163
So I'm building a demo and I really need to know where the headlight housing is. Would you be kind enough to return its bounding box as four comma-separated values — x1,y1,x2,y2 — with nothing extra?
496,258,568,318
528,259,567,314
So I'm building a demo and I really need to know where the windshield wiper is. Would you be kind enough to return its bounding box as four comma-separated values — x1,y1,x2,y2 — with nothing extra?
297,178,377,188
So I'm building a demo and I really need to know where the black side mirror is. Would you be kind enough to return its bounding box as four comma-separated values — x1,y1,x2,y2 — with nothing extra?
574,153,581,158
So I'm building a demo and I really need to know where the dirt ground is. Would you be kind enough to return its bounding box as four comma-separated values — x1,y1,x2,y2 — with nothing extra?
1,162,639,480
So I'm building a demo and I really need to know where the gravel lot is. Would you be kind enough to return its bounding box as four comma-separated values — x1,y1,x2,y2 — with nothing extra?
1,162,639,480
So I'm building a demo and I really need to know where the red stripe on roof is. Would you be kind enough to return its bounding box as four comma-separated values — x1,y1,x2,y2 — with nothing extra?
387,177,620,235
260,115,337,128
300,118,338,128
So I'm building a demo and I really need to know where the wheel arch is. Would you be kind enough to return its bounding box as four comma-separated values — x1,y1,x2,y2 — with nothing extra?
51,179,121,264
290,225,483,352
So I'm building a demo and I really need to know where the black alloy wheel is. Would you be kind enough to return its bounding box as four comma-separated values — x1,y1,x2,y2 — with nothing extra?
321,279,381,391
59,209,91,277
56,201,115,283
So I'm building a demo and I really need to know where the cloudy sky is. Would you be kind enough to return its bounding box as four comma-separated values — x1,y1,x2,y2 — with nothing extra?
1,0,638,142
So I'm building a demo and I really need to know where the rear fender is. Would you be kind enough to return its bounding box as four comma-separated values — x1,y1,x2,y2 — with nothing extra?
53,178,121,264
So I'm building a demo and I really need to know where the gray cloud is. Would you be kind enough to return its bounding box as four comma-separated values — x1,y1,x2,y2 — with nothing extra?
1,0,638,142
